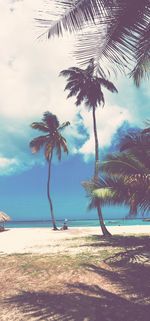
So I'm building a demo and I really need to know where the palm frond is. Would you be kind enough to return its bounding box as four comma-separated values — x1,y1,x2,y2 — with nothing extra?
74,1,150,83
142,120,150,134
37,0,149,84
88,196,100,210
100,152,147,176
55,142,62,160
42,111,60,131
31,122,49,132
98,78,118,93
59,137,69,154
29,135,48,153
37,0,111,39
86,175,129,208
120,132,150,170
58,121,70,130
130,20,150,86
93,187,115,199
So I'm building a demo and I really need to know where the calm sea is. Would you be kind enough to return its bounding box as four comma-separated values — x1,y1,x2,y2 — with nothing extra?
5,218,150,228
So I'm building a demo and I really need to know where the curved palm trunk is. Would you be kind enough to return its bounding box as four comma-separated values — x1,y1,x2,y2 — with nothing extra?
47,152,58,230
128,199,137,218
92,106,111,236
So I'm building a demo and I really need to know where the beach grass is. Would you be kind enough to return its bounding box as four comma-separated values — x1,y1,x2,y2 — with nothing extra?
0,233,150,321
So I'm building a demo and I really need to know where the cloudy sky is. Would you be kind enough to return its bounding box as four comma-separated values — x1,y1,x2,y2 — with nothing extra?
0,0,149,221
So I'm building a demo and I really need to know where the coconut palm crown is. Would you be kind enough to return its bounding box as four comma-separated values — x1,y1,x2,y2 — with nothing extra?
60,59,117,109
30,112,70,230
60,59,117,177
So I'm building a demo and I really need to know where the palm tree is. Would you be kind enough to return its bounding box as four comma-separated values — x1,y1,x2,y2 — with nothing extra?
37,0,150,85
119,129,150,216
60,59,117,236
30,112,70,230
89,173,150,216
100,152,150,217
100,134,150,217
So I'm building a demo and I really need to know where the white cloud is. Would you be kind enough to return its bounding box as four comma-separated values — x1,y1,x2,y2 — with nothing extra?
0,157,17,168
79,104,132,160
0,156,19,174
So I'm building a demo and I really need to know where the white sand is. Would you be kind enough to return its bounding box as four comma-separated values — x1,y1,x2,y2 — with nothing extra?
0,226,149,254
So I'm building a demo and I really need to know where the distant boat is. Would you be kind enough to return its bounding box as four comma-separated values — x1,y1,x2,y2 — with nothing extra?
143,218,150,222
108,220,120,224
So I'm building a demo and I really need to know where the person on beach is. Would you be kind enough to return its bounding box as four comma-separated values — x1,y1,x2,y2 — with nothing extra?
61,219,68,230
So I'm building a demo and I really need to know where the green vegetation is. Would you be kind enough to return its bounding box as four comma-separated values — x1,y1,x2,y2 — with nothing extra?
85,127,150,219
30,112,70,230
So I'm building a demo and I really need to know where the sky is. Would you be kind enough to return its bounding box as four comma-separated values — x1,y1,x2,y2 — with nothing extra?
0,0,149,221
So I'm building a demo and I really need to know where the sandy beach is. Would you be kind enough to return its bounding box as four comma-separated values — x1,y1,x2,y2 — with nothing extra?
0,226,150,321
0,225,150,254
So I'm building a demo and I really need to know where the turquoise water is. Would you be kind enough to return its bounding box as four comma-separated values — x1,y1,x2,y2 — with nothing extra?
5,219,150,228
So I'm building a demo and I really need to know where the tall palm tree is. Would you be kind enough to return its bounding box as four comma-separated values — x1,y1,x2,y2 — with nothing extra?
60,59,117,236
37,0,150,85
30,112,70,230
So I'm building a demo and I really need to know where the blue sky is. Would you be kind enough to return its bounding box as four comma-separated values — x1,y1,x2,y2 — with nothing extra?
0,0,149,221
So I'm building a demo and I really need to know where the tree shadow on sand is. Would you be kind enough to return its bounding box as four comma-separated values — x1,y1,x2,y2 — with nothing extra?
3,236,150,320
4,284,150,321
80,235,150,266
82,262,150,302
81,235,150,250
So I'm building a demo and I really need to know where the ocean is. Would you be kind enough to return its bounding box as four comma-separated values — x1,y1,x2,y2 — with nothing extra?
5,218,150,229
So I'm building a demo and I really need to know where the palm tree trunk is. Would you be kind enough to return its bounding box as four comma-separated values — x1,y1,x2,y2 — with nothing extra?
92,106,111,236
129,199,137,217
47,151,58,230
97,202,111,236
92,107,99,178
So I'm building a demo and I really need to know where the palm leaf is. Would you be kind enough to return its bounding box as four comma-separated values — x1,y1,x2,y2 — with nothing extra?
37,0,111,39
42,111,60,131
31,122,49,132
55,142,62,160
75,1,150,81
98,78,118,93
129,20,150,86
30,135,48,153
100,152,147,176
37,0,149,83
60,137,69,154
120,132,150,170
58,121,70,130
93,187,115,199
85,175,129,208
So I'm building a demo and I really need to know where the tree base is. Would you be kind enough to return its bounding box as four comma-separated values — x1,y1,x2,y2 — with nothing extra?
52,226,59,231
100,230,112,237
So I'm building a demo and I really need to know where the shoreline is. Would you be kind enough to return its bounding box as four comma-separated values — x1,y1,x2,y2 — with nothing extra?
0,226,149,255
